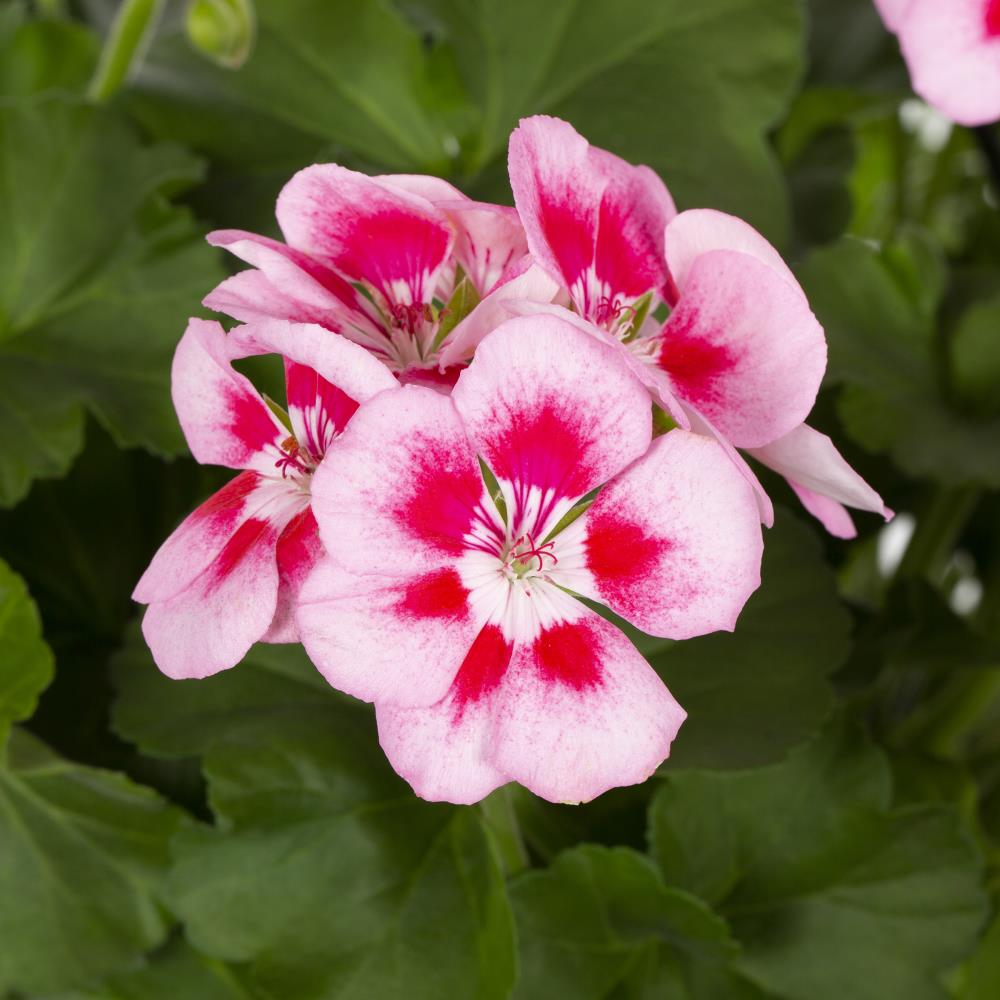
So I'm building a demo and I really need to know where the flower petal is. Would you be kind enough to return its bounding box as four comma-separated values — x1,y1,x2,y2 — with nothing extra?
134,470,264,604
508,116,674,319
206,229,374,321
308,384,496,580
139,481,305,679
262,507,324,642
436,258,561,368
376,623,513,804
228,318,397,420
172,319,288,473
664,209,797,290
451,313,652,537
492,611,685,804
298,559,482,707
658,249,826,448
873,0,913,31
747,423,892,522
896,0,1000,126
789,483,857,540
276,165,454,306
580,429,763,638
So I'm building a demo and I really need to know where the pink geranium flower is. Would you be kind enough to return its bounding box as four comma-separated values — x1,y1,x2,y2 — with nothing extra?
875,0,1000,126
133,318,396,678
203,166,554,385
297,313,763,804
507,115,891,538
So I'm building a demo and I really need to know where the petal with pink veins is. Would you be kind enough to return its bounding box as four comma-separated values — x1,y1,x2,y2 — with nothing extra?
172,319,288,474
747,423,892,524
451,314,652,536
509,116,674,319
658,250,827,449
276,165,454,306
579,429,763,638
139,480,306,679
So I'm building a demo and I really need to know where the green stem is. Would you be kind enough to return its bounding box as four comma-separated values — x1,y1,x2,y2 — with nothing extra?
896,485,981,583
922,668,1000,759
87,0,165,103
480,787,528,877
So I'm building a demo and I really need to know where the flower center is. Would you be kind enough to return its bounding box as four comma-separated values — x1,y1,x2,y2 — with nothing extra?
503,533,558,581
274,435,316,479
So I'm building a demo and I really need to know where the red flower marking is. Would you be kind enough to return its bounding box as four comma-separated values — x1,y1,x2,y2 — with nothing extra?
988,0,1000,38
658,323,737,408
226,384,281,455
533,620,602,690
451,624,513,716
585,513,668,608
398,568,470,620
205,517,273,592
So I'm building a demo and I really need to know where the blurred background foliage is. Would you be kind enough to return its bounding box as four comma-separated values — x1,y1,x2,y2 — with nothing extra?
0,0,999,997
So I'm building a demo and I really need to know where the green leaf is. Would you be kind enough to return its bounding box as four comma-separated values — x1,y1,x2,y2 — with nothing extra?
45,938,260,1000
0,729,187,995
422,0,803,241
0,558,54,747
951,296,1000,418
0,17,98,96
957,911,1000,1000
510,844,766,999
113,640,517,1000
797,235,1000,487
0,96,224,505
638,510,850,769
649,720,987,1000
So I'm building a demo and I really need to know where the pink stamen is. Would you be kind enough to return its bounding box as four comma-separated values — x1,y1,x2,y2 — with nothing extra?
389,301,434,333
511,533,558,571
275,436,310,478
593,295,636,329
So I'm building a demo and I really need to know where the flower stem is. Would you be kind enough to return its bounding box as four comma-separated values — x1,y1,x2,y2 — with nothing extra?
480,787,528,876
87,0,165,103
896,485,980,583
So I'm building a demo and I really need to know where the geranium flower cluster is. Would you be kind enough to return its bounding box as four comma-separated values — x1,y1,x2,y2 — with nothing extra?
134,116,890,805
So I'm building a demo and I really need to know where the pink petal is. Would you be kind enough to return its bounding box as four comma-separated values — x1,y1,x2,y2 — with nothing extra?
262,507,324,642
747,423,892,522
376,623,513,804
172,319,288,473
508,116,674,319
206,229,373,321
580,429,763,638
139,481,306,679
682,405,774,527
228,318,397,412
658,249,827,449
492,613,685,804
789,484,858,540
664,209,797,290
895,0,1000,126
451,313,652,535
283,359,358,459
444,201,528,296
297,558,481,707
134,471,264,604
436,259,561,368
873,0,914,31
276,165,454,306
203,271,351,332
307,384,493,580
